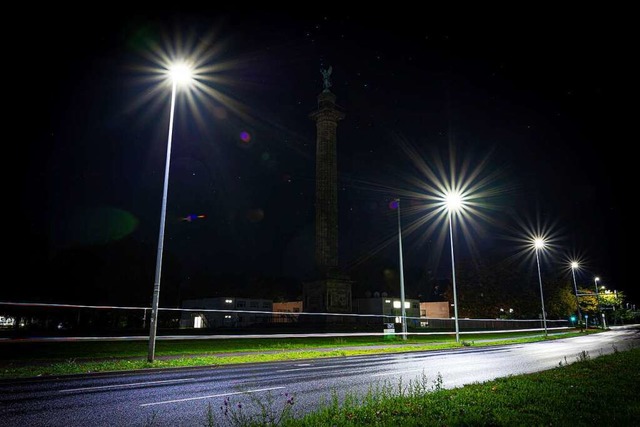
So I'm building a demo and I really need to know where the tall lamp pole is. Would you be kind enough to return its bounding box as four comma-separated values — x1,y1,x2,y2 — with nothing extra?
594,277,604,329
570,262,582,324
534,238,548,336
148,63,192,363
444,191,463,343
395,199,407,340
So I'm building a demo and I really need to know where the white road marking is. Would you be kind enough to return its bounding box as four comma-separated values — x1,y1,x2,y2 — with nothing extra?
276,365,335,373
371,369,424,377
60,378,197,393
140,386,285,407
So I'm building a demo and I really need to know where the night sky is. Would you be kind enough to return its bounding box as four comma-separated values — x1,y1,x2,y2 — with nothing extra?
15,8,632,306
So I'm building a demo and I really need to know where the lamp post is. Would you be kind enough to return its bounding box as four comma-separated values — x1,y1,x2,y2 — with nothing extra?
148,63,193,363
533,238,548,336
594,277,604,329
444,191,463,343
570,262,582,325
394,199,407,340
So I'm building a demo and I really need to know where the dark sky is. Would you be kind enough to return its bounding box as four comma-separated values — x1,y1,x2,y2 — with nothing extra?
15,8,632,305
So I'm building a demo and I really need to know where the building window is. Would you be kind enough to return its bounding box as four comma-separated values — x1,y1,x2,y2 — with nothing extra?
385,299,391,304
194,315,203,328
262,302,270,308
225,299,233,304
393,301,401,309
249,301,258,308
237,301,246,308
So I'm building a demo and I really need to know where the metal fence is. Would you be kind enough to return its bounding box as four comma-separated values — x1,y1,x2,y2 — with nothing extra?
0,301,573,339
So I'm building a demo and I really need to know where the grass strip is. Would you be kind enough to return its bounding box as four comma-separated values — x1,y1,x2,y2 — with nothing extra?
286,347,640,426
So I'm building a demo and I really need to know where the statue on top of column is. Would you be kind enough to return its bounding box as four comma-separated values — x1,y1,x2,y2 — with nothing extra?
320,66,332,91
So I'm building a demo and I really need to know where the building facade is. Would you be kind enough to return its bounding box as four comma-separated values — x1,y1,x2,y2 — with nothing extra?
180,297,273,329
272,301,303,323
353,297,421,327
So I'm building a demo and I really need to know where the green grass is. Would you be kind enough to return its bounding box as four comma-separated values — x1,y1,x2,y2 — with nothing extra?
278,346,640,426
172,344,640,426
0,329,594,379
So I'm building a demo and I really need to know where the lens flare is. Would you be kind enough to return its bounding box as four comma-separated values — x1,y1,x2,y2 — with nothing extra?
240,131,251,143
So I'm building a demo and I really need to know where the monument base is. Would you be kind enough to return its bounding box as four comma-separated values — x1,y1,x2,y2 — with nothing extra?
303,275,353,320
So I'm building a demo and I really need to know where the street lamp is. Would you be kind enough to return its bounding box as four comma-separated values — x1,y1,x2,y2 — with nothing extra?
533,237,548,336
395,199,407,340
148,62,193,362
594,276,604,329
444,190,464,343
570,261,583,325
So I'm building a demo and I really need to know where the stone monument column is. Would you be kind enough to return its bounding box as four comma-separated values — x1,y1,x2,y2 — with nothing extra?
303,66,353,316
310,85,344,273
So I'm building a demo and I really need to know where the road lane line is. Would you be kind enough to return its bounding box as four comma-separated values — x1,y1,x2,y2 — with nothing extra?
140,386,285,407
276,365,335,373
371,369,424,377
60,378,197,393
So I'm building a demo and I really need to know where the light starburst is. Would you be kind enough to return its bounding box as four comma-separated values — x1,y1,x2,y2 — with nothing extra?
344,135,509,272
126,26,256,134
561,248,594,280
396,138,509,268
502,210,563,274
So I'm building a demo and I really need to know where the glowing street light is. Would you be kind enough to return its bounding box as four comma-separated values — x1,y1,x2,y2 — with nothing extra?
444,190,464,343
394,145,498,344
570,261,583,325
533,237,548,336
394,199,407,340
594,276,605,329
148,62,194,362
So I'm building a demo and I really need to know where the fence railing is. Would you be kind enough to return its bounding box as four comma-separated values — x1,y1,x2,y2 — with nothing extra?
0,301,571,338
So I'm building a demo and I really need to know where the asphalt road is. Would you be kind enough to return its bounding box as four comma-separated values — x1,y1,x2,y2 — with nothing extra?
1,325,638,426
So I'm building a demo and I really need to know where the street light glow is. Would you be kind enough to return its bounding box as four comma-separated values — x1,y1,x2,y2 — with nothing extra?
595,277,600,282
444,190,464,212
569,260,582,324
437,188,474,345
507,213,560,269
531,235,548,336
169,63,193,85
132,27,253,139
508,216,560,337
365,142,502,344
